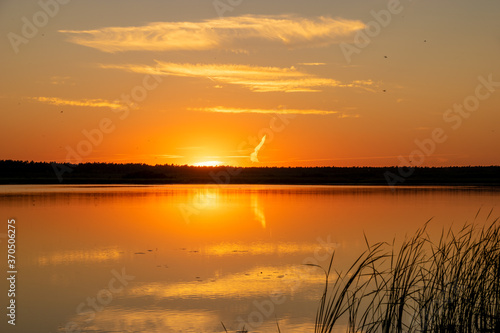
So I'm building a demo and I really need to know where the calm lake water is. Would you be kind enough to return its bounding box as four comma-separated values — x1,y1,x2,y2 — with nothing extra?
0,185,499,333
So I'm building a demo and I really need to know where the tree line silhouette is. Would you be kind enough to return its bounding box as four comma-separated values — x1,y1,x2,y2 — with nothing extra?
0,160,499,185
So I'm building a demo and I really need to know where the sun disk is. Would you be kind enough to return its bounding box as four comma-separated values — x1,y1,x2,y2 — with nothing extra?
192,160,222,167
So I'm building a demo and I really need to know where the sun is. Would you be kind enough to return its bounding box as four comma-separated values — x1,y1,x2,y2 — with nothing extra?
192,160,222,167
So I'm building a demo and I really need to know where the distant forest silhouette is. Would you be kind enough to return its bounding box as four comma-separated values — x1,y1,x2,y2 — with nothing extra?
0,160,499,185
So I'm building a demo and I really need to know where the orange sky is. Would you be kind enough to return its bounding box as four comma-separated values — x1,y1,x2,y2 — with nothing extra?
1,0,499,167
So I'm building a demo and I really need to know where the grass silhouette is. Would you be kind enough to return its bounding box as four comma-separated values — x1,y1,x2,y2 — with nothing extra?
222,212,499,332
314,212,500,333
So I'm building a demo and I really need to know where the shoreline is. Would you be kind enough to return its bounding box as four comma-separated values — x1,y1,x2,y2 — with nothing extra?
1,180,500,187
1,160,499,186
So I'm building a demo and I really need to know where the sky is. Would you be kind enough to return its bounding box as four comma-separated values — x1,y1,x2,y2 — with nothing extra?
1,0,499,167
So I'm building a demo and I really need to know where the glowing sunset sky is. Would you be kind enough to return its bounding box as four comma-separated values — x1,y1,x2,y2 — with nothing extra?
1,0,499,167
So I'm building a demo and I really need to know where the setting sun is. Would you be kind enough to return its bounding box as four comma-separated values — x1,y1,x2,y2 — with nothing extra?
192,161,222,167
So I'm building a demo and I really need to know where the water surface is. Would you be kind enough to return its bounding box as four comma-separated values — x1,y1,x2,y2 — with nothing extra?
0,185,498,333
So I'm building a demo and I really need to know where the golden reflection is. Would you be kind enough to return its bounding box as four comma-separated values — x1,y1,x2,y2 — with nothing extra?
251,193,266,228
127,265,326,299
37,248,121,266
60,309,218,333
203,241,337,256
192,187,220,211
267,318,316,333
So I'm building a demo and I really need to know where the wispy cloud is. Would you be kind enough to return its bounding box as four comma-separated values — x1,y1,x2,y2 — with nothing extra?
29,96,123,109
297,62,327,66
59,15,365,53
341,79,377,91
156,154,184,159
176,146,204,150
189,106,356,117
270,154,459,164
250,135,266,163
49,76,75,85
101,61,359,92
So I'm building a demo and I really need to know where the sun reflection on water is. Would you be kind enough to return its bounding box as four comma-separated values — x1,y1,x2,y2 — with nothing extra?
251,193,266,228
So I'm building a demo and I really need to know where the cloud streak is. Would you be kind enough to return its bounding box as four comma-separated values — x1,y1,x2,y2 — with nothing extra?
49,76,75,85
189,106,358,117
250,135,266,163
101,62,370,92
59,15,365,53
30,96,124,109
297,62,327,66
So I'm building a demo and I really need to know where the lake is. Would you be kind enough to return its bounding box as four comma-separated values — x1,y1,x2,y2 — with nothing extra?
0,185,499,333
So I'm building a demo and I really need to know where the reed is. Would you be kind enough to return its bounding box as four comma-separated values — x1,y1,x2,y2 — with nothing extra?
313,215,500,333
